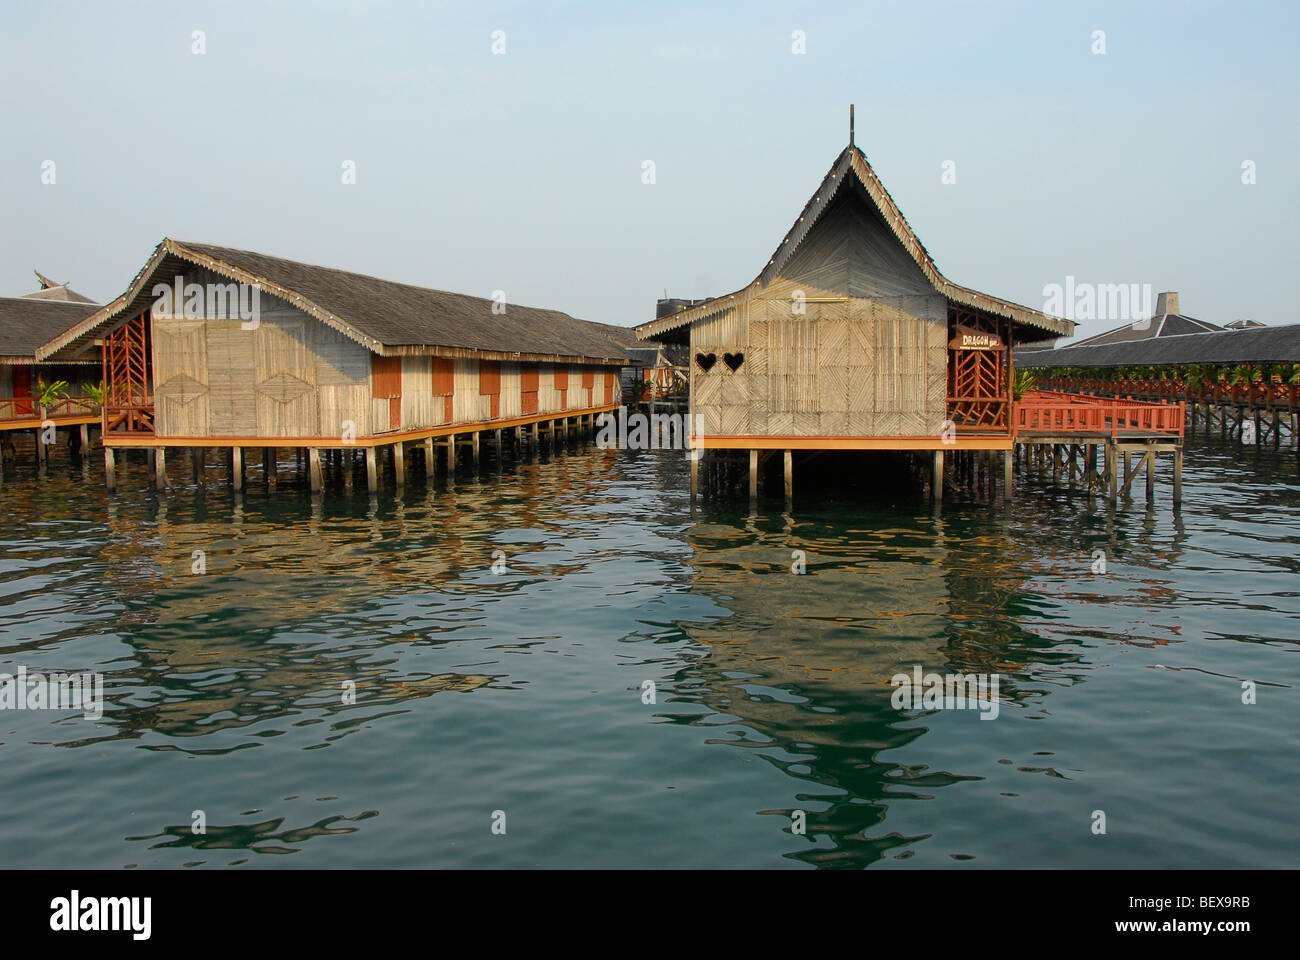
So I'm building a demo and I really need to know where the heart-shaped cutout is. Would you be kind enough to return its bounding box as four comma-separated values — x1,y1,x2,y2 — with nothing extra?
723,352,745,372
695,352,717,372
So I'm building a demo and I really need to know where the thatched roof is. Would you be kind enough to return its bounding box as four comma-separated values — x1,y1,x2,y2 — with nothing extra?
38,239,632,365
1018,323,1300,369
636,144,1075,343
0,297,100,364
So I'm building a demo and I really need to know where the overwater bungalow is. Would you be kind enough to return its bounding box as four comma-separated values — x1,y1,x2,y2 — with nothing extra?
634,118,1079,499
0,295,101,462
37,239,633,491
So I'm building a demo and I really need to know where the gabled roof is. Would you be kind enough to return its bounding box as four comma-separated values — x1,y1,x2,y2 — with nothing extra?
1018,323,1300,369
38,239,632,365
0,297,101,363
635,144,1075,342
1069,313,1222,348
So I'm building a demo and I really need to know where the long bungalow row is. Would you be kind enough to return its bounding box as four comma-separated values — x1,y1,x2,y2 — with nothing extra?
7,239,639,491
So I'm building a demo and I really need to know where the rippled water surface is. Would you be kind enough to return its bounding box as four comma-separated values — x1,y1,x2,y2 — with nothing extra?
1,436,1297,868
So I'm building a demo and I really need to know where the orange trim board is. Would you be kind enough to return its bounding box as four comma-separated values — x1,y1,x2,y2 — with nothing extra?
692,435,1014,451
100,404,623,448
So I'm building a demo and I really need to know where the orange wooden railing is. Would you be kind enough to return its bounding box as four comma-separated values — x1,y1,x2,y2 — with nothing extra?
1038,378,1299,409
1014,392,1184,437
0,397,100,422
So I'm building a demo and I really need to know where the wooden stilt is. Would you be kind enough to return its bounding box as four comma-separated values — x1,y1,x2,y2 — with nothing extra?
308,448,323,492
1146,447,1156,500
1106,440,1117,502
748,449,759,504
80,423,89,451
191,447,203,484
690,450,699,505
104,447,116,492
424,437,435,480
784,449,793,505
1173,447,1183,507
495,428,503,466
343,449,354,492
393,442,405,488
264,448,276,489
365,447,378,493
230,447,241,491
154,447,168,489
1003,448,1013,500
36,427,47,465
933,450,944,503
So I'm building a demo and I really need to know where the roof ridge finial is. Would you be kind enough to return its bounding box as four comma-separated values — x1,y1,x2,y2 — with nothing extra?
849,104,855,147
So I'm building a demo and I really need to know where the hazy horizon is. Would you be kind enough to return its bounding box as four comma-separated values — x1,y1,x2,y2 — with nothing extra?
3,1,1296,341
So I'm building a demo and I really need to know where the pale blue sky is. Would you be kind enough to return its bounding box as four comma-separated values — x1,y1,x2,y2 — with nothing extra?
2,1,1296,341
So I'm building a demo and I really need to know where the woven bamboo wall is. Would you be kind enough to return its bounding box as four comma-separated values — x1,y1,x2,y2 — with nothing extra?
150,268,618,440
687,191,949,439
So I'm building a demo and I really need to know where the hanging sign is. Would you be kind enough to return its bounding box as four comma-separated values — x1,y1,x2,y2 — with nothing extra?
949,325,1004,351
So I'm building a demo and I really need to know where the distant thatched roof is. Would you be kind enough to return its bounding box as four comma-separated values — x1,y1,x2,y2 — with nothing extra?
38,239,632,365
0,297,101,364
636,144,1076,343
25,270,96,304
1069,314,1221,348
1018,323,1300,369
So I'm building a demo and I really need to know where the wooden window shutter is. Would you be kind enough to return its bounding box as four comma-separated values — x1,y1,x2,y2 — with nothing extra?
432,358,454,396
479,360,501,396
371,355,401,398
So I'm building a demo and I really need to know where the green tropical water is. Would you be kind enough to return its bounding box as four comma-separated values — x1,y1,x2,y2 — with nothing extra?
0,435,1296,868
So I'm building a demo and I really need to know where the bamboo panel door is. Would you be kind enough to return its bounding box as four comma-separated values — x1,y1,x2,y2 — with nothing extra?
521,364,539,415
480,360,501,420
103,312,154,434
432,358,455,423
372,355,402,431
